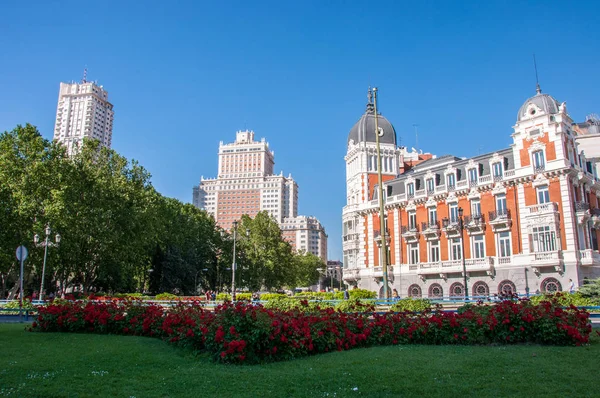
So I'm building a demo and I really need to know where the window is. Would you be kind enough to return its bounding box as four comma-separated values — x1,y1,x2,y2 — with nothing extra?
498,231,511,257
532,225,556,252
468,168,478,184
533,150,545,170
492,162,503,179
409,243,419,264
472,235,485,258
407,183,415,197
428,207,437,224
449,203,458,223
496,194,507,216
471,200,481,217
429,240,440,262
537,185,550,204
446,173,456,189
426,178,435,194
408,212,417,230
450,238,462,260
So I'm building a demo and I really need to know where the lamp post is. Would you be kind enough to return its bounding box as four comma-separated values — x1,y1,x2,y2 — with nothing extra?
231,220,238,301
372,87,390,299
194,268,209,295
34,225,61,301
442,208,468,301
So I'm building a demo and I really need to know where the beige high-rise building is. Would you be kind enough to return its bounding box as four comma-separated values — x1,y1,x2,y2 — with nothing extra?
53,74,114,156
193,130,327,262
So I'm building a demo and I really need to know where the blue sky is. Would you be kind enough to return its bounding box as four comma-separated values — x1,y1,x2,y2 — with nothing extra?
1,1,599,261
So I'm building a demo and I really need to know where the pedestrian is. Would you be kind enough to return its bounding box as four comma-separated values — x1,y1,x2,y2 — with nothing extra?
211,291,216,301
343,289,350,300
569,279,575,294
392,289,399,300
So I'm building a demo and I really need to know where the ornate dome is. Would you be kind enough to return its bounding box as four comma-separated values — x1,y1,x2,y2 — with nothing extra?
516,86,560,122
348,94,397,146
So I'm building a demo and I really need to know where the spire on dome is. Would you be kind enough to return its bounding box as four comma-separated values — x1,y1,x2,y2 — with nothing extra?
366,87,375,114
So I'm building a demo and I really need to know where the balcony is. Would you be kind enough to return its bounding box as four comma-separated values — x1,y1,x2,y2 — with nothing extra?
488,209,512,231
417,257,494,278
420,221,440,240
525,202,559,215
579,249,600,266
372,266,394,281
530,251,563,274
343,268,361,283
463,214,486,234
456,180,468,189
401,225,420,242
495,256,512,266
442,220,462,238
478,175,492,185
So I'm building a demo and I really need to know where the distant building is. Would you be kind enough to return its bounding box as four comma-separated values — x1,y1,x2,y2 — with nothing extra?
281,216,327,262
343,86,600,298
53,73,114,156
193,130,327,260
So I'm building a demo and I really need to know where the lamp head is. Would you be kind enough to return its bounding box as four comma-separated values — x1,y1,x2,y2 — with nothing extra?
34,234,40,244
55,234,61,244
246,228,250,237
45,225,51,236
442,217,449,228
458,207,464,217
233,220,238,228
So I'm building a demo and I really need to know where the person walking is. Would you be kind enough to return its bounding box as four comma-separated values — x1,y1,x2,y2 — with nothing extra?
569,279,576,294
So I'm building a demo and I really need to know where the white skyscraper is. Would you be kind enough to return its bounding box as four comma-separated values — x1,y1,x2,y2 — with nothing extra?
53,73,114,156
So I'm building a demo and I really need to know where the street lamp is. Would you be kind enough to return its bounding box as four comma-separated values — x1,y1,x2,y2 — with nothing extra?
442,207,468,300
231,221,238,301
372,87,390,299
34,225,61,301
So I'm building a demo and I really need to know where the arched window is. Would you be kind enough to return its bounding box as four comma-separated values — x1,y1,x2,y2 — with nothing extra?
449,282,464,297
428,283,443,298
498,280,517,296
472,281,489,297
541,277,562,293
408,284,422,298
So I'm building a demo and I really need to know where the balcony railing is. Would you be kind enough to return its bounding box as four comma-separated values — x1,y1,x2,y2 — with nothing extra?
478,175,492,184
526,202,558,214
456,180,468,189
401,225,420,234
533,251,562,262
534,164,546,173
463,213,485,225
503,170,516,177
496,256,512,265
421,221,440,231
575,201,590,211
488,208,510,221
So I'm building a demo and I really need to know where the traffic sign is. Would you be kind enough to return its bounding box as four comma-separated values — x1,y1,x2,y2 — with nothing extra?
16,246,28,262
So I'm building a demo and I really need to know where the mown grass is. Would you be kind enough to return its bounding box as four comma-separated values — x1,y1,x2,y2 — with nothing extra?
1,323,598,397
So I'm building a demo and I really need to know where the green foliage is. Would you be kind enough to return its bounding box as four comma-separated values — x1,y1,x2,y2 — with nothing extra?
259,293,287,301
263,297,334,312
529,292,597,307
3,300,37,310
155,293,179,301
390,298,432,312
579,278,600,302
114,293,149,299
349,289,377,299
216,293,231,301
235,293,252,301
334,298,374,312
294,291,335,300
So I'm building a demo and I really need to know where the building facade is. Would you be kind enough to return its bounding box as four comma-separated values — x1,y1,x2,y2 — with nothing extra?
343,87,600,298
281,216,328,261
193,130,327,262
53,76,114,156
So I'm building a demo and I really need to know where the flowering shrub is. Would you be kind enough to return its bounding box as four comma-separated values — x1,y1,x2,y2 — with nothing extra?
529,292,597,307
390,298,432,313
155,293,179,301
30,297,591,365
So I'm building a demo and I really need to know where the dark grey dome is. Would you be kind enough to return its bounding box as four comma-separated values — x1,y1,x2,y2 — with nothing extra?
348,103,397,145
517,88,560,122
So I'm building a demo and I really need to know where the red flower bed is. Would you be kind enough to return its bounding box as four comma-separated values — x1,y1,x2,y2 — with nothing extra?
30,298,591,364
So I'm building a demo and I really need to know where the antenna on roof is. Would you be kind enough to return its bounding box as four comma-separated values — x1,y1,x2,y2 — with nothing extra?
533,54,541,94
82,67,87,83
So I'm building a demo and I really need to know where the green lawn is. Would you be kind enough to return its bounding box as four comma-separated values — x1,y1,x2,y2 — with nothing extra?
1,323,598,398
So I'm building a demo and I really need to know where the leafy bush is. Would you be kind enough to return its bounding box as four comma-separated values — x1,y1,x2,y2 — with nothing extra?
260,293,287,301
263,297,334,312
390,298,432,313
294,292,335,300
155,293,179,301
4,300,37,311
114,293,149,299
349,289,377,299
529,292,597,307
235,293,252,301
216,293,231,301
335,298,374,313
579,278,600,303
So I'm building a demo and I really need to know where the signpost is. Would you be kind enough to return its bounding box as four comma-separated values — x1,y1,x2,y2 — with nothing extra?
16,246,28,323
